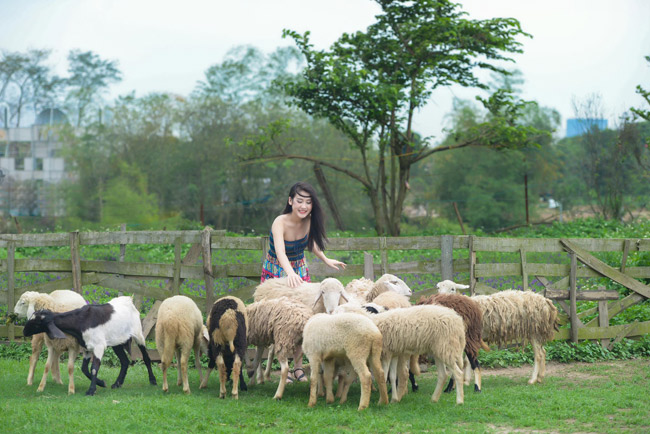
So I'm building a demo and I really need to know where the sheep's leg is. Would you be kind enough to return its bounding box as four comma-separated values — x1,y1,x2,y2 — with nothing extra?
27,333,45,385
369,343,389,405
452,360,465,405
180,348,191,395
396,355,410,402
538,345,547,383
529,341,541,384
194,343,203,384
530,341,546,384
111,344,131,389
67,346,78,395
263,344,275,382
248,346,264,385
389,357,400,402
317,363,325,397
349,356,372,411
322,360,336,404
160,342,173,393
37,347,58,392
175,349,182,387
409,354,420,392
273,355,290,400
231,354,242,400
86,356,103,396
217,354,227,398
307,355,322,408
431,357,448,403
338,368,355,405
467,353,482,392
463,354,472,386
81,356,106,388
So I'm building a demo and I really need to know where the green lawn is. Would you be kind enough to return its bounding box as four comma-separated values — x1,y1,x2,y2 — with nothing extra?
1,358,649,433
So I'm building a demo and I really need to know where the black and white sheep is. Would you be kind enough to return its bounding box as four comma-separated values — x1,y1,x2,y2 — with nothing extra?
437,280,559,384
13,290,86,393
199,296,248,399
22,296,157,396
246,296,313,400
155,295,209,395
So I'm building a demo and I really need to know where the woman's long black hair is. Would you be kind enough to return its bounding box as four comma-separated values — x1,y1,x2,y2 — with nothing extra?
282,182,327,252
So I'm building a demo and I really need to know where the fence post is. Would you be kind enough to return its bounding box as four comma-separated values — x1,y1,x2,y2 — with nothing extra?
569,252,578,343
364,252,374,280
520,248,528,291
469,235,476,296
70,231,82,293
172,237,182,295
202,228,215,315
380,237,388,275
620,239,631,273
7,242,15,341
118,223,126,297
598,300,609,348
441,235,454,282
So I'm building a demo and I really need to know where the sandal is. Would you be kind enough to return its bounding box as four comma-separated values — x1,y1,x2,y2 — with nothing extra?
285,374,294,384
293,368,308,382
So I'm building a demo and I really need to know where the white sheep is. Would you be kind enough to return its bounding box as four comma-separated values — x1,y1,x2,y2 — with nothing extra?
155,295,209,395
302,312,389,411
13,290,86,393
345,274,413,302
437,281,559,385
253,277,350,314
200,296,248,399
372,305,466,404
23,296,157,396
246,297,313,400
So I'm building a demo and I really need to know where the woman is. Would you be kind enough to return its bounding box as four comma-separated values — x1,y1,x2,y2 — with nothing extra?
261,181,346,382
261,181,346,288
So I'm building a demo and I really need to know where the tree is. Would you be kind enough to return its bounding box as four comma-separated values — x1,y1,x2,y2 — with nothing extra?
243,0,544,235
65,50,122,127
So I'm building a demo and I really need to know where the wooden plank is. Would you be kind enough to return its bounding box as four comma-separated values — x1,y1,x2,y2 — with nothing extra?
79,231,202,246
535,275,570,325
598,300,609,347
620,239,631,273
7,242,15,341
520,248,528,291
584,293,645,327
94,274,173,301
363,252,374,280
475,237,641,253
469,235,476,296
638,239,650,252
202,228,215,315
560,239,650,299
608,323,639,350
141,300,163,340
544,288,620,301
380,237,388,275
552,320,650,340
440,235,454,281
172,237,182,295
0,233,69,248
212,236,265,250
569,252,579,342
70,231,82,293
0,325,24,339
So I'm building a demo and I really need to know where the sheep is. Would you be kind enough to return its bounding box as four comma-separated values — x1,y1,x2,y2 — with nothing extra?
199,296,248,399
302,312,389,411
245,297,313,400
13,290,87,394
437,281,559,385
344,274,413,302
253,277,350,314
417,293,488,393
155,295,209,395
436,280,470,294
372,305,466,404
371,291,411,309
22,296,157,396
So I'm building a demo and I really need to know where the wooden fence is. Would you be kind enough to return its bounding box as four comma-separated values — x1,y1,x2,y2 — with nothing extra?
1,229,649,348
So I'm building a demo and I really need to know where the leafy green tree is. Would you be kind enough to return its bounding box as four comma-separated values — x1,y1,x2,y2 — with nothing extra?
65,50,122,127
245,0,543,235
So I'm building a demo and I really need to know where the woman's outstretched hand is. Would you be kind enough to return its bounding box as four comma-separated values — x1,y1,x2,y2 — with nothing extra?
286,272,304,288
325,258,347,271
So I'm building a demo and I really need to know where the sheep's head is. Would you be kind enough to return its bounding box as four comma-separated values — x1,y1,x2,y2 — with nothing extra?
14,291,39,318
314,278,347,314
376,274,412,297
436,280,469,294
23,309,66,339
362,302,387,314
199,325,210,355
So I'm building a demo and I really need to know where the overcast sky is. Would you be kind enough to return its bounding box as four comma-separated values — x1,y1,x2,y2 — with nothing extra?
2,0,649,141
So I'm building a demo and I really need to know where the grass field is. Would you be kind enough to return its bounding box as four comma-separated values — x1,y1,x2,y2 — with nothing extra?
1,358,649,433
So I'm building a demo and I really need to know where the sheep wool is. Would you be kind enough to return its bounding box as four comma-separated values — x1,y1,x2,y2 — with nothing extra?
156,295,209,395
253,277,349,314
364,274,413,302
246,297,313,399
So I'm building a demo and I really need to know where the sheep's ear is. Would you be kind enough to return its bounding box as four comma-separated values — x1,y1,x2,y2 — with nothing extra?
312,292,323,309
340,290,350,303
455,284,470,290
26,305,35,320
46,322,67,340
202,326,210,342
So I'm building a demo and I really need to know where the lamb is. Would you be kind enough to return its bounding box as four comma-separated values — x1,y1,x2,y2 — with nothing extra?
302,312,389,411
372,305,466,404
437,281,559,384
253,277,350,314
344,274,413,302
245,297,313,400
22,296,157,396
155,295,209,395
199,296,248,399
13,290,86,392
417,293,488,392
371,291,411,309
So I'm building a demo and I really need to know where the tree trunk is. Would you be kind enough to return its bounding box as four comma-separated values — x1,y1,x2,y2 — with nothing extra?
313,163,345,230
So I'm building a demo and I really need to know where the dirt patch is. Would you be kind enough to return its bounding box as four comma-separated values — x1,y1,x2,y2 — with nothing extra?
481,359,647,382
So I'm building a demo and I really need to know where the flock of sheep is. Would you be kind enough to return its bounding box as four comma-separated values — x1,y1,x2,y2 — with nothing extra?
13,275,558,410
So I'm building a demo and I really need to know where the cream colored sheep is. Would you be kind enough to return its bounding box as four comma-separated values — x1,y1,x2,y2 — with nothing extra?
372,305,466,404
246,297,313,400
302,312,389,411
364,274,413,302
254,277,349,314
437,281,559,385
371,291,411,309
155,295,209,395
13,290,86,394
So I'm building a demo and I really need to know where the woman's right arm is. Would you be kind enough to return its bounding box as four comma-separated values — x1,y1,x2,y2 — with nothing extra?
271,217,303,288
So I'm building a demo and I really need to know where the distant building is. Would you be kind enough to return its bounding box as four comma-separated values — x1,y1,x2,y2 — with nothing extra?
566,118,608,138
0,108,71,217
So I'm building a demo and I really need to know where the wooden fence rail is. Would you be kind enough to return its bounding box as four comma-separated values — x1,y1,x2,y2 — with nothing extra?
1,230,649,346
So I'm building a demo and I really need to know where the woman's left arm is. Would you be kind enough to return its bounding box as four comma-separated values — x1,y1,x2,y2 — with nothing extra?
313,244,346,271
